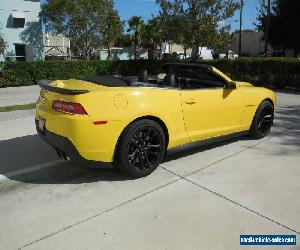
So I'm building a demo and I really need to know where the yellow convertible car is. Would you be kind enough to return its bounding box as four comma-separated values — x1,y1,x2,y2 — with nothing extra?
36,63,276,178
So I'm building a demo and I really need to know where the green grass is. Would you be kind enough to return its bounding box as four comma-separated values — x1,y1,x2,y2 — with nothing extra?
0,103,36,112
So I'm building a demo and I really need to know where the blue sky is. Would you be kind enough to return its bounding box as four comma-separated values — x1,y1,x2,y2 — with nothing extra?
41,0,261,32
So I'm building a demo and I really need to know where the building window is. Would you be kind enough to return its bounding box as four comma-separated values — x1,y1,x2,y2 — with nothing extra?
13,17,25,28
15,44,26,61
10,13,26,28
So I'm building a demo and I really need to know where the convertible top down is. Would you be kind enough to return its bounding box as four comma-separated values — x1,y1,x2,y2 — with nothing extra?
36,63,276,178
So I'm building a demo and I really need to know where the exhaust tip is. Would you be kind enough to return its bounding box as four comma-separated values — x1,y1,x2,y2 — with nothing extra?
56,150,70,161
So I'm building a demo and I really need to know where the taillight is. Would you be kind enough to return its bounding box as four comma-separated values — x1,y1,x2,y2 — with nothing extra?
52,100,87,115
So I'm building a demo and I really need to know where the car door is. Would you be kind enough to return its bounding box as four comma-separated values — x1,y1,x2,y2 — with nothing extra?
180,71,244,142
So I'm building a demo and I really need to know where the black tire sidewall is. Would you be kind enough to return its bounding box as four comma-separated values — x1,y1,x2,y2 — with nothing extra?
250,100,274,139
115,119,166,178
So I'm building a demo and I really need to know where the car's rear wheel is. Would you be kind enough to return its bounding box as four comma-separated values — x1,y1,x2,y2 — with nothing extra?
250,100,274,139
114,119,166,178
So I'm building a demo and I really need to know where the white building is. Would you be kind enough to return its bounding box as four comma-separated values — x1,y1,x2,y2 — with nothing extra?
161,42,192,58
0,0,43,61
100,47,149,61
230,30,267,56
43,33,70,60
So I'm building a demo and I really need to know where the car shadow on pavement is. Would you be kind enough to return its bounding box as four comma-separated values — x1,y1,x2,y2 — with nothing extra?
0,133,248,185
271,105,300,151
276,90,300,96
0,134,131,184
1,105,299,185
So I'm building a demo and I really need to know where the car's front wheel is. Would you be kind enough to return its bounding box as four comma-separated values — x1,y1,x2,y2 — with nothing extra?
114,119,166,178
250,100,274,139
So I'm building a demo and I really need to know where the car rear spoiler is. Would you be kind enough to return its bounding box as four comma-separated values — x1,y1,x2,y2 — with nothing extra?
37,80,90,95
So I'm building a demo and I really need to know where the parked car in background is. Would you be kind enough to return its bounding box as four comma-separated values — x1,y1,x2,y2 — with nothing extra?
178,52,191,60
219,51,239,59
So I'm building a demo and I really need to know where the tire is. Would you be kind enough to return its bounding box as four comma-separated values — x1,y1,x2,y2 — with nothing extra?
114,119,166,178
250,100,274,139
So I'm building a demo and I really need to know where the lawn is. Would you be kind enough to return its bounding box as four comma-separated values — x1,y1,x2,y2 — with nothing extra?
0,103,36,112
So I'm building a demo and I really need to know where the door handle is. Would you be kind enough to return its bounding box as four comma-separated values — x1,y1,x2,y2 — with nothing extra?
184,99,196,105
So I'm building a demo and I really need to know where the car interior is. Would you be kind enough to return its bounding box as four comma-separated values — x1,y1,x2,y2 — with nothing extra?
78,64,228,89
130,64,227,89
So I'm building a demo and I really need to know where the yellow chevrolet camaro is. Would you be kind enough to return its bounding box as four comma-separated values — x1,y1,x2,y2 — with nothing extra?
36,63,276,178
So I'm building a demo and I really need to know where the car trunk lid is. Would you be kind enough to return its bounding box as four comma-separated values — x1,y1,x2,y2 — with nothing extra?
38,79,108,109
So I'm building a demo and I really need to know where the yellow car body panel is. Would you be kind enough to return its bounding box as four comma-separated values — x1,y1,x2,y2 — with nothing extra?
36,82,189,162
237,82,276,131
36,68,276,163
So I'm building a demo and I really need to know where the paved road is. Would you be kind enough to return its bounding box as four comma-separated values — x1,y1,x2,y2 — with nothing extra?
0,92,299,250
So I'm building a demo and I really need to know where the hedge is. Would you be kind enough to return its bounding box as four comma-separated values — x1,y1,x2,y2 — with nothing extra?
0,58,300,89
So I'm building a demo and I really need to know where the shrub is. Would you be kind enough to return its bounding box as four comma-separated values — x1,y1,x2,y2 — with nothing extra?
205,58,300,89
0,58,299,89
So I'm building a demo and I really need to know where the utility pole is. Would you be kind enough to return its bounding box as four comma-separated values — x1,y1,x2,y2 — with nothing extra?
264,0,271,55
238,0,243,56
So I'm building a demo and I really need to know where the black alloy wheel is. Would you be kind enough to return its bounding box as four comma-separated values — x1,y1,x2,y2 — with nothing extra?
114,119,166,178
250,100,274,139
257,105,274,135
127,126,163,171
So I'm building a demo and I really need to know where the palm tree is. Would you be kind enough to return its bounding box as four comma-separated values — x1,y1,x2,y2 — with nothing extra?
127,16,145,60
142,18,165,59
103,9,124,60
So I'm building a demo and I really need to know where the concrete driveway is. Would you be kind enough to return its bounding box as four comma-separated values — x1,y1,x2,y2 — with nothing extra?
0,86,40,107
0,92,299,250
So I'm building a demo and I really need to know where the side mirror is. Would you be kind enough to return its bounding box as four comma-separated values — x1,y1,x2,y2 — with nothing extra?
225,81,237,89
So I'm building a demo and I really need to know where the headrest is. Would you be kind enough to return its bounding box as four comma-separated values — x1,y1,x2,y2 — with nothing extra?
163,73,177,87
138,69,148,82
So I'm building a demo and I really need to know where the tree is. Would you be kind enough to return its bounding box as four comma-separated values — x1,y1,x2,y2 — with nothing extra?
142,17,165,59
256,0,277,54
115,34,132,47
159,14,193,58
40,0,120,60
103,9,124,60
0,24,7,73
257,0,300,57
20,21,44,60
127,16,145,60
210,26,232,55
0,24,7,59
256,0,272,33
156,0,239,59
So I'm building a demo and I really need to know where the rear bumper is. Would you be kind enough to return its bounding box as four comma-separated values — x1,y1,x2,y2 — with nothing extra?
35,120,111,168
35,100,124,162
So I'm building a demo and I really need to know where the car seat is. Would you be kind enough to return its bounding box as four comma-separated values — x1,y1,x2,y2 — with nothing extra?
163,73,177,87
138,69,148,82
